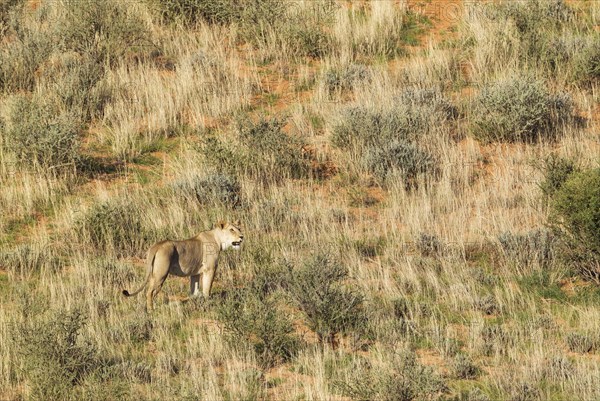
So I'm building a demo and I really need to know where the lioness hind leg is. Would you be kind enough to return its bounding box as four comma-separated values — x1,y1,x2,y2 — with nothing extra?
146,276,167,311
190,274,201,297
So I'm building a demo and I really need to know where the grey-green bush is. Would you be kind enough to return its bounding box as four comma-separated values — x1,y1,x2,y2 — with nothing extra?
14,308,106,401
451,353,480,379
471,76,572,143
566,332,595,353
323,64,371,94
74,200,148,258
336,349,447,401
332,88,454,150
58,0,150,66
172,173,241,208
217,287,299,368
288,254,366,344
202,117,312,184
539,155,578,198
1,95,82,169
364,140,436,187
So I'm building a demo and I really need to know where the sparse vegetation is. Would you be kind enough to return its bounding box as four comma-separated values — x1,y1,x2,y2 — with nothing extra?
1,0,600,400
471,75,572,143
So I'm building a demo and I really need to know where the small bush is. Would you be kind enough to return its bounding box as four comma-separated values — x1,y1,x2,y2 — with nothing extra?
203,117,312,184
322,63,370,93
14,308,105,401
336,349,447,401
172,173,241,208
550,168,600,283
332,88,454,150
451,354,479,379
287,254,366,345
468,388,492,401
331,88,451,187
566,332,596,353
471,76,572,143
416,233,443,257
474,294,499,316
508,382,541,401
48,56,112,122
74,199,148,258
572,35,600,84
151,0,242,25
217,288,299,368
539,155,578,198
364,140,436,187
497,229,557,269
1,95,82,169
238,117,310,182
58,0,151,66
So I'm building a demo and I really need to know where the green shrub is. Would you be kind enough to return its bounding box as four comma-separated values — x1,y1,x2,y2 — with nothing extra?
171,173,241,208
74,199,148,258
203,117,312,184
58,0,150,65
151,0,242,25
49,56,112,122
451,354,479,379
471,76,572,143
539,155,578,198
364,140,437,187
497,229,557,269
287,254,366,345
572,35,600,84
238,117,310,182
332,88,454,150
0,22,52,93
566,332,596,353
550,168,600,282
336,349,447,401
1,95,82,169
217,288,299,368
14,308,105,401
322,64,371,94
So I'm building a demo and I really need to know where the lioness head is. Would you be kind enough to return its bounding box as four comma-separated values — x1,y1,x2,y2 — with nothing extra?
216,220,244,250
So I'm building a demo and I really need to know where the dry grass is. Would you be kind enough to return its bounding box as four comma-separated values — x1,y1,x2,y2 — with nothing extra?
0,0,599,400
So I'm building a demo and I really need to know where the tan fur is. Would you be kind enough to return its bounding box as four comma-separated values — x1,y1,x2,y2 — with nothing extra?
122,220,243,311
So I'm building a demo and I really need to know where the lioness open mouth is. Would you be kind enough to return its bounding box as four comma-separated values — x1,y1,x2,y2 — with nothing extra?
232,241,242,246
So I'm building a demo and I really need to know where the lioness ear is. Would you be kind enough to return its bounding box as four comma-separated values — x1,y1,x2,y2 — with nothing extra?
217,220,226,229
234,219,241,227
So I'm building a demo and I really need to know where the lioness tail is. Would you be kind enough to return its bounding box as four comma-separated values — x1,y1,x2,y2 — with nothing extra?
122,251,156,297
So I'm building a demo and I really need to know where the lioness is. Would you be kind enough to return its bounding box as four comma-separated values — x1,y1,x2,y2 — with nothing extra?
123,220,243,311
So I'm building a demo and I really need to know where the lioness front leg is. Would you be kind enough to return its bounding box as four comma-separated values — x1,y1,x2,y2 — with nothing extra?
202,268,216,298
190,274,201,297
